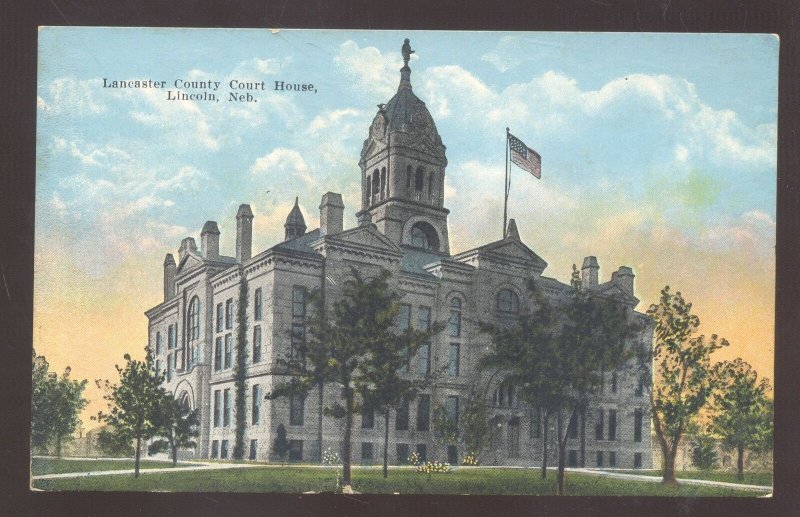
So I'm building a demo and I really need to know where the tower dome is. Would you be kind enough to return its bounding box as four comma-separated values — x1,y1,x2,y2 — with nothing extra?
284,197,307,240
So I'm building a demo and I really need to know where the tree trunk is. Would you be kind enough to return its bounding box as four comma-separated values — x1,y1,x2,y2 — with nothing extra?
172,443,178,466
737,444,744,482
383,411,390,479
541,411,548,479
135,435,142,478
317,382,324,464
55,434,62,459
556,411,566,496
661,441,677,484
579,407,586,467
342,387,354,488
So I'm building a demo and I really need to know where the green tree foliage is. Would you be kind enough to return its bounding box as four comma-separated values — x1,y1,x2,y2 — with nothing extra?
707,358,772,481
272,423,290,463
97,425,136,457
690,432,719,470
267,287,335,464
233,277,249,460
30,349,89,457
94,349,164,477
646,286,728,484
148,394,199,466
479,279,638,495
431,393,500,464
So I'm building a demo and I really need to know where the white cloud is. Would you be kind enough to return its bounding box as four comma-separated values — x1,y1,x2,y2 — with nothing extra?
334,40,406,99
250,148,320,189
38,77,105,115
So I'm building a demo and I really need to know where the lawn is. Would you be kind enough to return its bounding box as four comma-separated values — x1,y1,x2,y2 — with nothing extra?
606,469,772,487
32,465,768,496
31,457,198,476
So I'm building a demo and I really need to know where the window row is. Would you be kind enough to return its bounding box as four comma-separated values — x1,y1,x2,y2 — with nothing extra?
153,324,177,355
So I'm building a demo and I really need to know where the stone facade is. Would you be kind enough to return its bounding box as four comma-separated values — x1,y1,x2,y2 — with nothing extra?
145,43,654,468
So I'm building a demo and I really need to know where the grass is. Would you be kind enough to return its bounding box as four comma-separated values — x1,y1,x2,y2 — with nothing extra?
32,465,768,496
606,469,772,487
31,457,198,476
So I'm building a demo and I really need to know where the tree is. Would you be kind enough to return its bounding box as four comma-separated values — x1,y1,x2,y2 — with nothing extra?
233,277,249,460
304,267,398,490
267,287,336,464
272,423,290,464
646,286,728,484
148,394,199,466
30,349,88,457
431,392,500,465
358,297,442,479
707,358,772,481
690,432,719,471
94,350,164,477
479,279,638,495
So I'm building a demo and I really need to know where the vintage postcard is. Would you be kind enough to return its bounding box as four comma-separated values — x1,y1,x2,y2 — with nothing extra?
31,28,776,496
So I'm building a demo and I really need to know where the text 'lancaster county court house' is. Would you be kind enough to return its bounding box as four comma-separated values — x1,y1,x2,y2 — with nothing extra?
145,42,654,469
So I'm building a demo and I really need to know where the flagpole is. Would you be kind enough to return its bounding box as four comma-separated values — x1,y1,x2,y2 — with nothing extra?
504,127,510,238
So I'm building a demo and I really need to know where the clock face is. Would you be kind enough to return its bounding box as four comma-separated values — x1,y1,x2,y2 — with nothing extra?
370,113,387,140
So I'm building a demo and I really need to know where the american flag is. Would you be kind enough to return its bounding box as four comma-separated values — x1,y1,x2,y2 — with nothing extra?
508,133,541,178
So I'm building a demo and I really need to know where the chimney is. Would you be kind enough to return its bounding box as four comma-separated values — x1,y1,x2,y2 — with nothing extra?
163,253,176,301
611,266,635,296
236,204,254,262
319,192,345,236
201,221,220,259
178,237,197,263
581,256,599,288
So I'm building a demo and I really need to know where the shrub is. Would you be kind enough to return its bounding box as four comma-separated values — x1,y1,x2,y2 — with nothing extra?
407,451,421,466
322,446,341,466
415,460,452,474
461,451,479,466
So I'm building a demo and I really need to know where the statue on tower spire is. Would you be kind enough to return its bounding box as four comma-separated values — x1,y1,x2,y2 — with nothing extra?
402,38,415,67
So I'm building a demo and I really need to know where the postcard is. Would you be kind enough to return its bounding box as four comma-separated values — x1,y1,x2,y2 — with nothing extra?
31,28,776,496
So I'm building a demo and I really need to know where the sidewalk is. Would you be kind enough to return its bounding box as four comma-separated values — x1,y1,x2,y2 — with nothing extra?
31,461,262,480
573,468,772,493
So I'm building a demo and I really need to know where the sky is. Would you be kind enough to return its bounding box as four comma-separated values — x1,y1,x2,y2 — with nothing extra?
35,28,778,428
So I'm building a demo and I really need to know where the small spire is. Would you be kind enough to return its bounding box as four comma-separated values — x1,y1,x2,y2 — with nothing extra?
285,196,307,240
399,38,414,88
506,218,520,240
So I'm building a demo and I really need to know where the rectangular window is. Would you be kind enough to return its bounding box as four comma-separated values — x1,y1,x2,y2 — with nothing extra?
416,443,427,463
211,440,219,458
609,451,617,467
225,299,233,329
530,408,541,439
168,324,176,349
568,449,578,467
288,440,303,461
418,306,431,331
611,371,618,393
635,376,644,397
608,409,618,441
446,395,460,426
361,442,374,462
213,390,221,427
395,398,409,431
397,304,411,332
223,389,231,427
449,307,461,338
595,409,604,440
508,421,520,458
249,439,257,460
634,452,642,469
252,385,260,425
253,326,262,363
634,409,643,442
291,323,305,359
449,343,460,376
596,451,605,467
292,286,306,317
155,332,162,355
216,303,223,332
418,343,430,376
396,444,409,464
254,287,263,321
568,412,578,439
290,394,305,426
361,407,374,429
221,440,229,459
155,359,161,378
416,395,431,432
224,334,232,369
166,353,173,382
214,337,222,371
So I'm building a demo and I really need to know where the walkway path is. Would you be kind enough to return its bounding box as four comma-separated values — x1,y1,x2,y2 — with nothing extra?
573,468,772,493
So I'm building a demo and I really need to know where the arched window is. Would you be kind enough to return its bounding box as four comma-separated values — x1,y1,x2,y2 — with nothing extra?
372,169,380,194
188,296,201,341
380,167,386,197
496,289,519,313
406,165,412,189
178,391,191,411
428,171,434,196
366,176,371,203
410,221,439,251
415,167,424,192
449,297,462,337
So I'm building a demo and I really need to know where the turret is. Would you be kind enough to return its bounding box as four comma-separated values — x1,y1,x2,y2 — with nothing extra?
284,197,307,240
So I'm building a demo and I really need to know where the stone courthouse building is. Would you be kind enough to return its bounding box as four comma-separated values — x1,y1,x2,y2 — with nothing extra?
145,42,654,469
